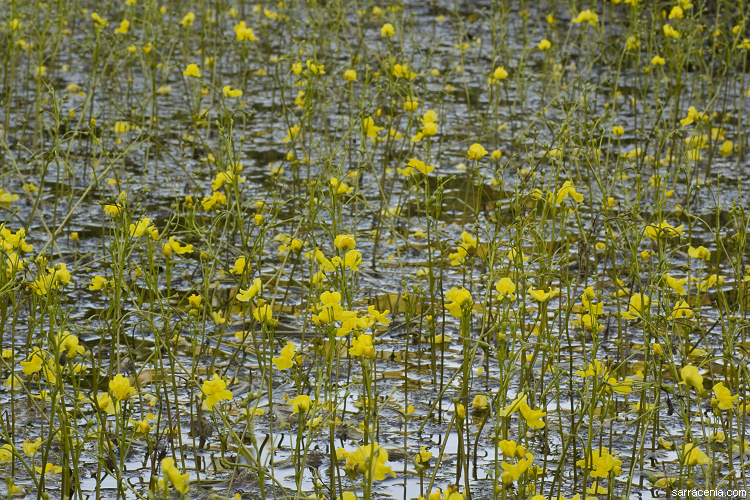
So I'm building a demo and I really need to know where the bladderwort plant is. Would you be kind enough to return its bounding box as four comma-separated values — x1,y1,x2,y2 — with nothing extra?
3,0,750,499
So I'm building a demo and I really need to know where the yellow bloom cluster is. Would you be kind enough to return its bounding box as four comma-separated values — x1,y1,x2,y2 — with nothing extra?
234,21,256,41
344,443,395,481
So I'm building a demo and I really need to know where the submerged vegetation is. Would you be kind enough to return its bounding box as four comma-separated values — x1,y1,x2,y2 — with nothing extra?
1,0,750,498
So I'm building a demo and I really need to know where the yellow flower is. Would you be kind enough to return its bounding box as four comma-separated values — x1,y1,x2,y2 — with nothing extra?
488,66,508,84
621,293,650,320
222,86,243,98
330,177,354,195
104,204,122,217
552,180,584,204
162,458,190,494
644,220,684,239
202,374,233,409
688,245,710,260
580,286,601,313
57,331,84,359
89,276,108,290
183,63,202,78
129,217,153,238
404,98,418,112
114,19,130,35
362,117,383,138
680,365,703,391
663,24,680,39
497,392,528,417
135,419,152,434
349,334,375,358
575,360,607,378
343,69,358,82
612,125,624,137
397,163,414,177
664,274,688,295
668,300,695,319
91,12,109,27
380,23,395,37
471,394,488,410
305,59,325,75
96,393,116,415
22,438,41,457
697,274,723,292
681,443,710,466
163,236,193,255
201,191,227,210
230,256,249,275
606,376,633,395
669,6,684,19
345,442,395,481
35,463,63,476
519,402,546,429
407,157,434,175
319,290,342,314
32,271,56,296
460,232,477,253
414,446,432,464
500,454,534,485
109,374,136,401
49,263,71,287
495,277,516,300
272,341,296,370
188,294,202,308
507,248,529,264
527,286,560,302
720,140,733,157
215,169,240,190
577,447,622,478
180,12,195,26
253,301,276,325
467,143,488,160
289,394,312,414
367,305,391,325
538,38,551,50
445,287,473,318
572,313,603,332
282,124,300,143
650,343,664,356
711,382,738,410
236,278,262,302
571,9,598,26
334,234,356,250
233,21,257,41
625,35,640,51
681,106,703,127
344,250,362,270
0,444,13,463
651,55,666,66
499,440,525,459
20,351,44,375
657,438,674,452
